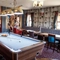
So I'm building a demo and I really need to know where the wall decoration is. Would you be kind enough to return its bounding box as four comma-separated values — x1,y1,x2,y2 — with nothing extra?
24,6,60,29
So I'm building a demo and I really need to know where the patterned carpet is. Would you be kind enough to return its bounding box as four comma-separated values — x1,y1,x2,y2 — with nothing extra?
38,47,60,60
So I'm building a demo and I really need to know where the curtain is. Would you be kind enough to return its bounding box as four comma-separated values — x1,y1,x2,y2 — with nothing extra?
53,11,58,29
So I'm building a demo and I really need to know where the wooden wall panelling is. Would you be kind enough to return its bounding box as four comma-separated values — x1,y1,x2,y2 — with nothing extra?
0,6,2,32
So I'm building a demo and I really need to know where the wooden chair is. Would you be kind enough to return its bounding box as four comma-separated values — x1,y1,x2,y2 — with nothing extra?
47,34,59,52
29,31,34,38
38,34,43,40
57,43,60,52
22,30,27,36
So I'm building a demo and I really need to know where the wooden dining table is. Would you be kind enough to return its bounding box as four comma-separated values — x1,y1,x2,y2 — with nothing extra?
39,33,60,37
26,30,60,42
39,33,60,41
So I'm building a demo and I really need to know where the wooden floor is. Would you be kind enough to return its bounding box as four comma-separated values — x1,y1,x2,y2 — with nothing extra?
35,58,59,60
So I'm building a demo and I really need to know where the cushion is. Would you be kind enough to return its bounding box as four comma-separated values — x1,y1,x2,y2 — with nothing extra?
48,36,55,43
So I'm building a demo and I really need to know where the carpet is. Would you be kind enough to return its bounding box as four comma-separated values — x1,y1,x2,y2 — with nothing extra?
38,47,60,60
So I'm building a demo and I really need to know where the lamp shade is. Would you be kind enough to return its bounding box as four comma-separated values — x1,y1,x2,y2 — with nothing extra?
14,6,23,15
0,10,7,16
0,0,23,16
6,9,14,16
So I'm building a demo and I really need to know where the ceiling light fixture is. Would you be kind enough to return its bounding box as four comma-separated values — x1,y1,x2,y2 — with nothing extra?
0,0,23,16
32,0,44,7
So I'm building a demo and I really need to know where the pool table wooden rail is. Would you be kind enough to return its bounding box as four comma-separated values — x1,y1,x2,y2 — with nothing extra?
17,43,45,60
0,41,45,60
0,43,14,60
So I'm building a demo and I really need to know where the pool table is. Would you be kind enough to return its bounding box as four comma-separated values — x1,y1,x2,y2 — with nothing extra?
0,33,45,60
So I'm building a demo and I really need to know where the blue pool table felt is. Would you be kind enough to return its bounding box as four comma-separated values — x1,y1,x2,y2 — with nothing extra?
0,32,41,52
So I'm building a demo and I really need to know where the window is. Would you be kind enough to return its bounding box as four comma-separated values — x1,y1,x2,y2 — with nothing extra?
55,13,60,30
27,14,32,27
